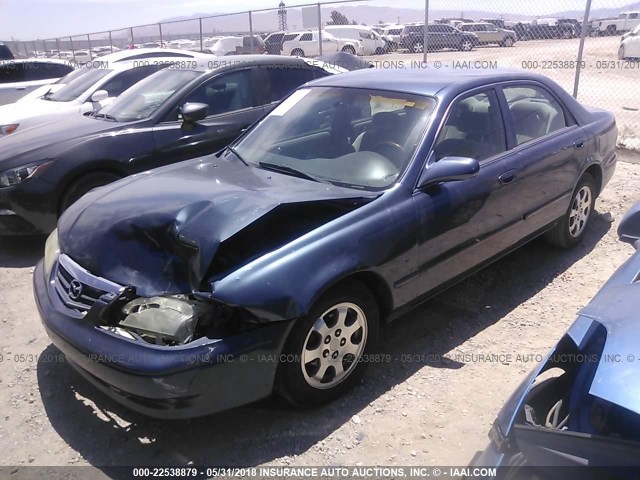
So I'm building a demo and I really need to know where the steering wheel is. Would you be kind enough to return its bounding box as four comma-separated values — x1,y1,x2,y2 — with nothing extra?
372,141,404,166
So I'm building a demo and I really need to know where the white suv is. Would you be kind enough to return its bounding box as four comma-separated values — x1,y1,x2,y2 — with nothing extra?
324,25,387,55
282,31,362,57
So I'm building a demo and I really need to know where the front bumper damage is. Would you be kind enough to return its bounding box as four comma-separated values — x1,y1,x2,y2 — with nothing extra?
33,259,295,418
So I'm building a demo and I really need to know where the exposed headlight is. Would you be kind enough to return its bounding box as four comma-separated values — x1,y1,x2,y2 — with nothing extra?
43,228,60,279
0,161,53,188
0,124,19,135
120,295,199,345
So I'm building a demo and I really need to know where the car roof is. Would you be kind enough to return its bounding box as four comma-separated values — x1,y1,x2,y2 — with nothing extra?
96,48,209,63
309,67,532,95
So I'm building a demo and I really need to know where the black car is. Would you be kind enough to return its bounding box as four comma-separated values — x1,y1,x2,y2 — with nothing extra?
400,23,478,53
0,56,341,236
0,43,14,60
34,68,616,418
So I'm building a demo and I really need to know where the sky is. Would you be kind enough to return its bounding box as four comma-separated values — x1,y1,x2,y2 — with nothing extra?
0,0,635,40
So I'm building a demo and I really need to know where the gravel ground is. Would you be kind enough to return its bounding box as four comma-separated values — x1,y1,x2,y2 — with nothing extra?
0,150,639,474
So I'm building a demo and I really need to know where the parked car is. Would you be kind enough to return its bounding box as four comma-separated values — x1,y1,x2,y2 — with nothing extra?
0,59,74,106
505,21,532,41
471,202,640,476
619,23,640,59
71,50,92,65
481,19,506,29
282,30,362,57
528,18,576,39
592,11,640,36
167,39,197,50
264,31,287,55
557,18,584,37
0,59,175,137
0,56,342,235
209,36,266,56
372,24,404,51
32,68,616,418
19,48,212,102
324,25,387,55
459,22,517,47
0,43,14,60
400,23,478,52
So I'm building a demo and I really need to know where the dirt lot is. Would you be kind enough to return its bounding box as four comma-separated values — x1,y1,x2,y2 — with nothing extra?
0,150,639,475
370,35,640,149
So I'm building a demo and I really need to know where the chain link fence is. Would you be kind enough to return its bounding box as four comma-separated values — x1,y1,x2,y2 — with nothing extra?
2,0,639,146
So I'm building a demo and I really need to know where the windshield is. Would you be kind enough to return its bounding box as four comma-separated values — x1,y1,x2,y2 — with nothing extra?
234,87,436,190
47,68,112,102
99,68,200,122
53,67,91,85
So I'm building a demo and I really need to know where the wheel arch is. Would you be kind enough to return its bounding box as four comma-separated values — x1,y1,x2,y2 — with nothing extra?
57,161,126,214
583,163,603,197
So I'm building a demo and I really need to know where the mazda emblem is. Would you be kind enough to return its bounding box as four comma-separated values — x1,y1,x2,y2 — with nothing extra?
68,280,83,301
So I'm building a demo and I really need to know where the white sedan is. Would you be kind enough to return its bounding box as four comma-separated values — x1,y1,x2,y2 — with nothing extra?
19,48,212,102
0,57,178,137
0,59,74,106
619,24,640,59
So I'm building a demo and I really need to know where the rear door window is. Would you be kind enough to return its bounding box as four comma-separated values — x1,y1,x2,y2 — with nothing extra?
502,85,570,146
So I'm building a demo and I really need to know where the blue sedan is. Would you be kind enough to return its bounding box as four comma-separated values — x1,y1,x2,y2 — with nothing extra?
34,68,617,418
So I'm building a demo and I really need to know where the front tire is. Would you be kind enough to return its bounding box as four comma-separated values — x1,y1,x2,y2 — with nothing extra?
290,48,304,57
544,173,596,248
459,39,474,51
502,37,514,47
275,280,379,407
59,171,121,214
618,45,626,60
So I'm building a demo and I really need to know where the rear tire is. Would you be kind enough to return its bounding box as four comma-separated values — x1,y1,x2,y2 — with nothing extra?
275,280,379,407
459,39,474,51
341,45,356,55
291,48,304,57
59,171,121,215
375,47,384,55
544,173,597,248
502,37,514,47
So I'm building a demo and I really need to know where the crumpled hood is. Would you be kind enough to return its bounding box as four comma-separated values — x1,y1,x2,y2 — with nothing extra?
59,155,372,296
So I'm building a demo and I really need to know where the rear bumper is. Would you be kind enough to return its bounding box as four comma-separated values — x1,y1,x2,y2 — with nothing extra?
34,259,295,418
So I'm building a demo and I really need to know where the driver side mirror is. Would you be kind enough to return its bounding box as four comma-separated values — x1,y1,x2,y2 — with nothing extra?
90,90,109,104
618,201,640,249
418,156,480,189
180,102,209,125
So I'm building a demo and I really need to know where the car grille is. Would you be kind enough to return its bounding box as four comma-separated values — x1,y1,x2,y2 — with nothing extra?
54,254,124,313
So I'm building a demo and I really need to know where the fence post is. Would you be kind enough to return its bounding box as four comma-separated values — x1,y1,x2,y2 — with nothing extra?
198,18,203,51
56,38,61,59
159,23,163,47
108,31,113,53
423,0,429,62
69,36,76,63
249,11,254,51
130,27,134,48
87,34,93,60
317,3,323,56
573,0,592,99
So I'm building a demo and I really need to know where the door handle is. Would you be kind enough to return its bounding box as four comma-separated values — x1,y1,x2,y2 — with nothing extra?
498,169,518,185
574,139,585,149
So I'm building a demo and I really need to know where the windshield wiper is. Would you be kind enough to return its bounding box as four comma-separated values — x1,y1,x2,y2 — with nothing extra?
225,146,248,165
92,112,118,122
258,162,322,183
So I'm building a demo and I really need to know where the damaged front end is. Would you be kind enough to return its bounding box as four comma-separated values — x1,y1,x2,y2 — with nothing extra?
47,229,264,347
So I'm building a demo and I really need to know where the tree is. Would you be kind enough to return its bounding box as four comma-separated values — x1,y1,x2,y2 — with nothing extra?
328,10,350,25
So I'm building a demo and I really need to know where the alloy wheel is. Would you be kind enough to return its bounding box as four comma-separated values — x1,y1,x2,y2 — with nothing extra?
568,185,592,238
301,302,368,389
